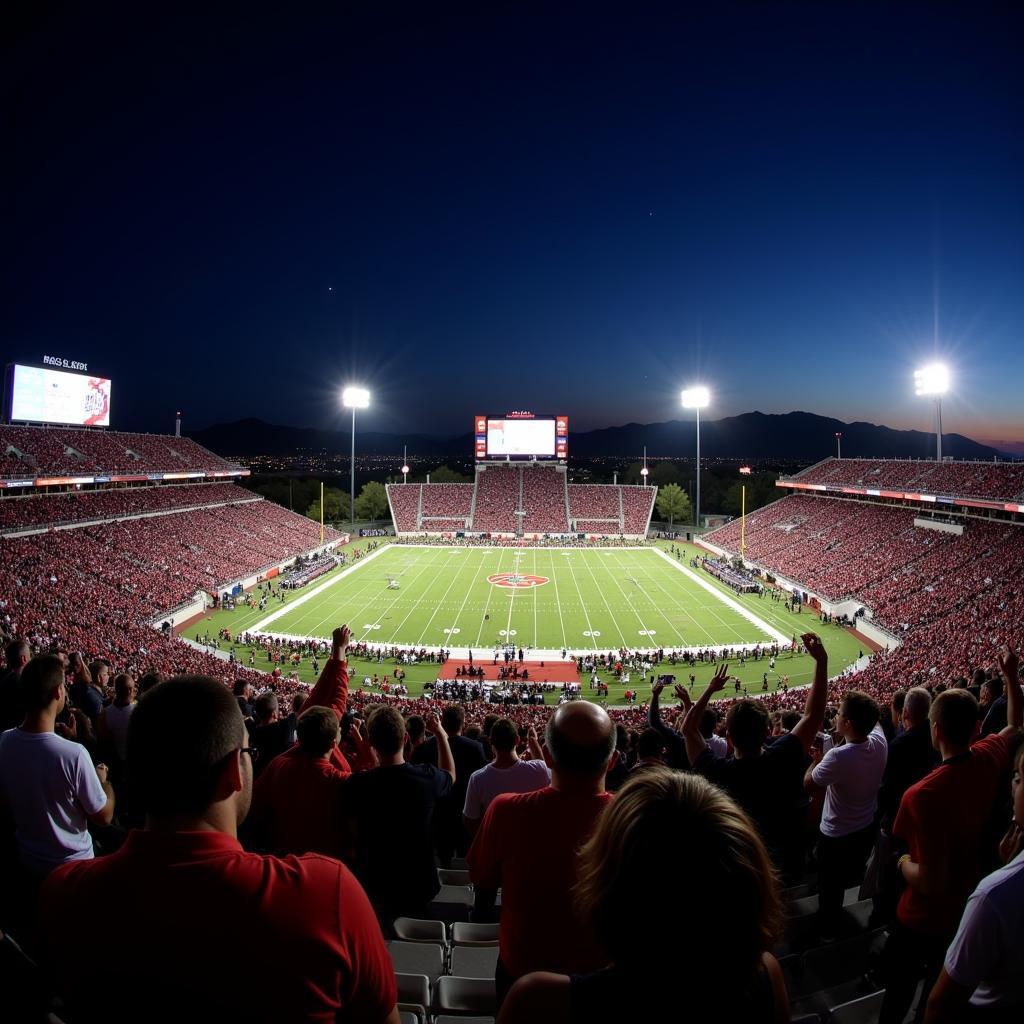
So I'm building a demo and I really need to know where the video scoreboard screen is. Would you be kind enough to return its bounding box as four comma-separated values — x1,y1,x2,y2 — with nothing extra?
7,364,112,427
474,414,568,460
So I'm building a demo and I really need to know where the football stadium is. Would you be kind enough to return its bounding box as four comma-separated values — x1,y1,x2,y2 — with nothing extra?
5,8,1023,1024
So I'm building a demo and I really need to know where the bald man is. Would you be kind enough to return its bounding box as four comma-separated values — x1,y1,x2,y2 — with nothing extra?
467,702,616,1005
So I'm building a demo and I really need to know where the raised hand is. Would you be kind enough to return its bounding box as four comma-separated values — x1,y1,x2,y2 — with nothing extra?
673,683,692,707
998,643,1019,681
425,712,447,738
801,632,827,664
707,663,729,694
651,679,665,699
332,625,352,652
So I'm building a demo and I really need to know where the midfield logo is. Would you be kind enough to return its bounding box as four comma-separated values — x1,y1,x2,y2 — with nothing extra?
487,573,549,589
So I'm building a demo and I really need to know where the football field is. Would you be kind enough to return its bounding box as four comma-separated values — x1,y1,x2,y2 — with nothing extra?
251,545,789,655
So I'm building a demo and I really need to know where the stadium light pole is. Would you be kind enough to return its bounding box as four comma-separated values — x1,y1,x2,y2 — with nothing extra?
913,364,949,462
641,446,649,488
835,432,842,459
342,386,370,526
401,444,409,485
681,386,711,533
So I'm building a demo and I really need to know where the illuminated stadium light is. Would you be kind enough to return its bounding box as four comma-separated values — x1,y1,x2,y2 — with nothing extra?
913,363,950,397
342,386,370,409
681,385,711,532
342,386,370,525
680,386,711,409
914,364,949,462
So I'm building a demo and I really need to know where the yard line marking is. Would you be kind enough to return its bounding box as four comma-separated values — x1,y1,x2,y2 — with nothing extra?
381,548,468,644
544,549,570,650
441,548,494,647
472,548,506,649
579,548,656,643
251,545,392,633
650,547,788,645
565,549,622,649
604,549,688,647
414,548,481,644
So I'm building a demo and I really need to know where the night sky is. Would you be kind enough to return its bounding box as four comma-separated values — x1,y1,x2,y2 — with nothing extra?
4,3,1022,447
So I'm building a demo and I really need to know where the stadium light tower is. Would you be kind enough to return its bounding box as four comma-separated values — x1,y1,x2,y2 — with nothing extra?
913,363,949,462
641,446,649,487
681,386,711,532
835,432,842,459
342,386,370,526
401,444,409,485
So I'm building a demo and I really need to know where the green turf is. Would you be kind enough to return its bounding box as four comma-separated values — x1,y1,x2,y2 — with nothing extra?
190,539,868,705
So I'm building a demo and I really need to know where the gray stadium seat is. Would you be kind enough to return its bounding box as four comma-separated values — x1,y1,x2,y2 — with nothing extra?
435,976,498,1015
801,928,886,991
435,1018,495,1024
439,868,471,885
398,1012,421,1024
829,990,886,1024
436,884,474,904
387,941,445,984
450,945,499,979
451,856,469,869
452,921,500,946
394,917,448,945
395,972,431,1018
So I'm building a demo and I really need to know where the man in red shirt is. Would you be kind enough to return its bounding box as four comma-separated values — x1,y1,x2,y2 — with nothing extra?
878,645,1022,1024
37,671,399,1024
468,700,616,1006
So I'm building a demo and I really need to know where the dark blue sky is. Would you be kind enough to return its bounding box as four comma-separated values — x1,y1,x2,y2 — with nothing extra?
5,3,1022,445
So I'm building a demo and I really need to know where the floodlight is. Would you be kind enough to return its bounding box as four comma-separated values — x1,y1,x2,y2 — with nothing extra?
680,386,711,409
913,364,949,397
342,386,370,408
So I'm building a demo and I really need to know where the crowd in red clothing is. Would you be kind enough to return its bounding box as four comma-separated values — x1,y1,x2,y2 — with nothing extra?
0,424,237,477
786,455,1024,501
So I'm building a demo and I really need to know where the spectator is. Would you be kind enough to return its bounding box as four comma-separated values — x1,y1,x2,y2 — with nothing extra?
344,706,454,930
878,646,1022,1024
924,735,1024,1023
250,691,296,777
805,689,887,939
234,679,255,726
97,672,137,770
70,655,106,727
405,713,427,757
36,674,399,1023
0,638,31,732
646,678,690,768
463,719,550,837
498,769,789,1023
412,703,486,865
0,655,113,876
468,701,616,1005
683,633,828,884
877,686,939,833
980,676,1008,737
247,704,349,859
630,728,665,772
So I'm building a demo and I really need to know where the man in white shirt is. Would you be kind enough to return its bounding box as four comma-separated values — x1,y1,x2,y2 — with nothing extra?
463,719,550,837
0,654,114,876
805,689,888,938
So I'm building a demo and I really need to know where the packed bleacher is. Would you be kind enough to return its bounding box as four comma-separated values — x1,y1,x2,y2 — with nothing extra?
520,467,568,533
0,482,256,533
785,456,1024,501
621,483,657,534
388,472,655,537
470,465,520,533
0,424,237,477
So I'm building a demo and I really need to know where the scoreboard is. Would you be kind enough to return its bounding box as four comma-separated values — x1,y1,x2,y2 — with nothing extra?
474,413,568,461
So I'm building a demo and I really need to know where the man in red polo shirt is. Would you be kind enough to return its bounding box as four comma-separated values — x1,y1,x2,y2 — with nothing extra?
37,672,398,1024
878,645,1022,1024
468,700,616,1006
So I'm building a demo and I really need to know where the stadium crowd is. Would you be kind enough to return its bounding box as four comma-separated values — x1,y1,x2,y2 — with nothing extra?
0,424,236,477
787,456,1024,501
0,482,256,533
2,617,1020,1022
